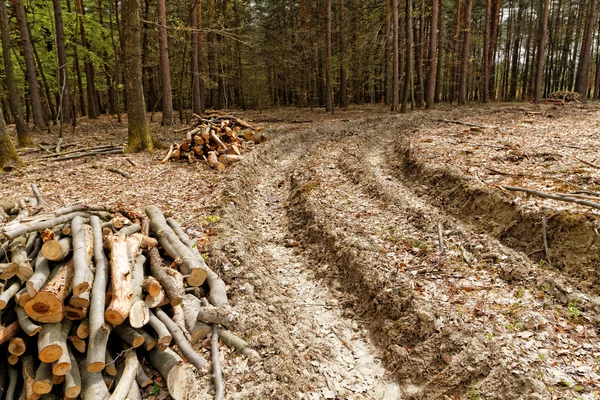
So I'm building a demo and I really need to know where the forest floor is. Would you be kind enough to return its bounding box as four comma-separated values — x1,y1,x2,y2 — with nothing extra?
2,102,600,399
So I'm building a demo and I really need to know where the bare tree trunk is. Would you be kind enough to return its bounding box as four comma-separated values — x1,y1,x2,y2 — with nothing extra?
191,1,202,115
489,0,501,100
482,0,492,103
11,0,47,129
0,105,23,171
97,0,116,115
157,0,174,124
508,0,525,101
594,26,600,99
384,0,391,105
415,0,425,108
75,0,99,118
339,0,347,107
450,0,461,104
575,0,597,96
434,0,444,103
534,0,550,104
325,0,333,113
426,0,439,109
53,0,73,124
391,0,400,111
122,0,155,151
458,0,472,105
401,0,413,113
0,1,29,144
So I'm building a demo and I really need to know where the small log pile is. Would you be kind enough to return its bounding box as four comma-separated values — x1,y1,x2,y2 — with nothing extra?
162,113,266,170
0,185,256,399
547,90,582,102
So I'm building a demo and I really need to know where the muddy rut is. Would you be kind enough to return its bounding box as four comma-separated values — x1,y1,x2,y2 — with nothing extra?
208,116,600,399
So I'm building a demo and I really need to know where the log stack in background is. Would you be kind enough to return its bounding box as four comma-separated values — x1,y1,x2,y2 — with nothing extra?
0,185,257,400
162,113,267,170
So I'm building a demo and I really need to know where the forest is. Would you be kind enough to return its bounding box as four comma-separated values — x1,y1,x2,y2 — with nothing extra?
1,0,600,399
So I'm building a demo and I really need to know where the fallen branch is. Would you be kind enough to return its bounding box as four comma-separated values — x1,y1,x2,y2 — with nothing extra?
438,119,490,129
211,325,225,400
502,185,600,210
154,308,207,370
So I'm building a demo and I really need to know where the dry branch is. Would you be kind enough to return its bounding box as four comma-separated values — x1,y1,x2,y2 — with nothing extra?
154,308,207,370
502,185,600,210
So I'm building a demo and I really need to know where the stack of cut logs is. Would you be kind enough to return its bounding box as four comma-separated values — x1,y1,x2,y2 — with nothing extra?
162,113,266,170
0,185,256,400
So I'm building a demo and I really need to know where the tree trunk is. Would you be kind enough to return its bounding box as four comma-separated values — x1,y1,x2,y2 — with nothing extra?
339,0,347,107
75,0,99,118
0,105,24,171
157,0,174,124
594,26,600,99
52,0,73,124
384,0,391,105
509,0,525,101
426,0,439,109
415,0,425,108
482,0,492,103
326,0,333,113
458,0,472,105
534,0,550,104
11,0,47,129
575,0,598,96
401,0,413,113
391,0,400,111
434,0,444,103
489,0,501,100
0,1,29,144
191,1,202,115
207,0,218,108
122,0,155,151
450,0,461,104
97,0,116,115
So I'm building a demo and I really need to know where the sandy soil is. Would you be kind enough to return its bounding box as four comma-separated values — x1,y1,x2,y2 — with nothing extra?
2,104,600,399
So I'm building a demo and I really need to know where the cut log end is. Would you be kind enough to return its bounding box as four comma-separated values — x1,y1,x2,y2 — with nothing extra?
104,310,126,326
186,268,208,287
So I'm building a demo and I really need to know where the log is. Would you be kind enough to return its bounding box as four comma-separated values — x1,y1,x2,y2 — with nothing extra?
148,347,194,400
218,328,260,360
50,148,124,162
135,366,152,388
0,262,18,279
7,355,18,365
148,248,183,306
25,261,74,323
0,321,20,345
64,348,81,398
9,235,33,280
197,304,237,327
5,366,17,400
207,151,225,171
16,287,31,307
126,381,141,400
71,217,94,297
135,328,157,351
117,223,141,237
87,216,111,372
502,185,600,210
104,234,132,326
145,289,168,308
7,337,26,356
38,322,63,363
76,318,89,339
154,308,207,370
69,335,86,353
1,211,92,240
51,319,73,375
129,255,149,328
211,325,225,400
31,184,46,209
219,154,243,166
26,251,51,297
22,354,38,400
104,350,118,376
107,348,139,400
79,359,109,400
181,295,211,344
42,236,71,261
142,276,162,297
146,206,208,286
16,305,41,336
64,305,87,320
33,363,53,395
0,278,22,309
113,323,145,348
172,304,191,342
147,311,172,350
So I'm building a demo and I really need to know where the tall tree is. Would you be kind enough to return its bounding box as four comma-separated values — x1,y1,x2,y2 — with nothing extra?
325,0,333,113
0,0,29,144
11,0,47,129
426,0,439,109
508,0,525,100
458,0,473,105
157,0,174,124
191,0,202,115
434,0,445,103
384,0,391,105
52,0,73,124
488,0,501,100
482,0,492,103
534,0,550,104
575,0,598,96
391,0,400,112
0,104,23,171
401,0,414,113
121,0,156,151
75,0,99,118
339,0,347,107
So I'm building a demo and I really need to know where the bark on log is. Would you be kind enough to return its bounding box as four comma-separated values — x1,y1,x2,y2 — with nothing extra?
211,325,225,400
25,261,73,323
0,321,20,345
64,348,81,398
142,276,162,297
135,366,152,388
41,238,71,262
33,363,53,395
10,235,33,281
1,211,92,240
196,304,237,327
218,328,260,360
181,295,211,344
113,323,145,348
79,359,108,400
107,348,139,400
129,255,149,328
0,262,18,279
207,151,225,171
148,248,183,306
5,366,17,400
154,308,207,370
148,311,171,350
117,223,141,237
51,319,73,375
145,289,168,308
0,278,22,309
87,216,111,372
104,350,118,376
135,328,156,351
172,304,191,342
38,322,63,363
126,381,141,400
76,319,89,339
26,251,51,297
16,305,41,336
148,347,194,400
146,206,208,286
104,234,132,326
22,354,38,400
71,217,94,296
64,304,87,320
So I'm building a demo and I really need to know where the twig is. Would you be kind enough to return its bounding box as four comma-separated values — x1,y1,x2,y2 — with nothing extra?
437,222,444,255
211,326,225,400
125,158,137,167
542,217,551,266
574,156,600,169
106,168,132,179
502,185,600,210
51,149,124,162
55,137,63,153
438,119,490,129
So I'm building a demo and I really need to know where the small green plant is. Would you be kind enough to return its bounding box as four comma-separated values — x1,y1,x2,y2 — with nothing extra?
467,383,480,400
568,300,580,321
486,332,493,340
538,353,546,361
539,259,546,268
203,215,221,226
150,383,160,396
515,288,525,298
407,238,428,250
506,321,525,331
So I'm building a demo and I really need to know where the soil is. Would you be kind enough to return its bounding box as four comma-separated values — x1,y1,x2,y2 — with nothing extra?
2,104,600,400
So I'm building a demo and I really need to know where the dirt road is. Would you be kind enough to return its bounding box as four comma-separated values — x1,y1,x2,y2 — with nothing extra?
209,113,600,399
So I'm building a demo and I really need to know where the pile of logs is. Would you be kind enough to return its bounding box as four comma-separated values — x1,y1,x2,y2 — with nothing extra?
0,185,256,399
162,113,266,170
